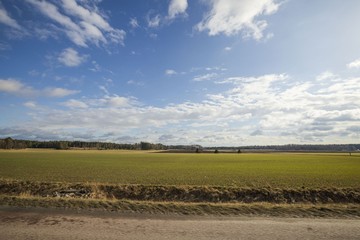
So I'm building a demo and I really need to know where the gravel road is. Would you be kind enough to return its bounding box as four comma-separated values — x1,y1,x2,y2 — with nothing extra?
0,207,359,240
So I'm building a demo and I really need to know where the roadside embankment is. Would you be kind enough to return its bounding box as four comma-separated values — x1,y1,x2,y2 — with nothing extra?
0,180,359,217
0,180,359,204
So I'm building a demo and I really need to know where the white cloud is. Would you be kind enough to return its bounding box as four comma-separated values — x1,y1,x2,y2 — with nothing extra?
4,71,360,145
127,80,145,87
144,3,192,32
224,46,232,51
165,69,177,76
89,60,101,72
0,79,24,92
149,33,158,39
205,66,227,71
0,79,79,98
23,101,37,108
217,73,288,85
129,18,139,28
0,79,35,96
168,0,188,19
196,0,281,40
61,0,110,30
58,48,87,67
0,126,98,142
0,5,22,30
106,96,133,108
44,88,79,97
61,0,126,45
63,99,88,108
315,71,336,81
26,0,126,47
193,73,218,81
347,59,360,69
99,86,109,95
147,14,160,28
26,0,87,47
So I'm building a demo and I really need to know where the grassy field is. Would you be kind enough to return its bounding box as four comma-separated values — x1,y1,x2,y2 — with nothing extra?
0,149,359,188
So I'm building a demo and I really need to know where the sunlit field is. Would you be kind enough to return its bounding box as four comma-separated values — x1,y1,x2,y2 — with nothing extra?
0,149,359,188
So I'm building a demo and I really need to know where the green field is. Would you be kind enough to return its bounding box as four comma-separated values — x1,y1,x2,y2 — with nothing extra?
0,149,359,188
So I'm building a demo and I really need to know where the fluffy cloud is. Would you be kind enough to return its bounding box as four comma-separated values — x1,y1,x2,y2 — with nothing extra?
58,48,87,67
165,69,177,76
0,79,24,92
196,0,281,40
168,0,188,19
147,14,161,28
106,96,134,108
23,101,37,108
347,59,360,69
44,88,79,97
215,72,359,142
26,0,125,47
145,0,188,29
129,18,139,28
0,79,79,98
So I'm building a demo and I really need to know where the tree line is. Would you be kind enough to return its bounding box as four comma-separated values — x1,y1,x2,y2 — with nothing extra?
0,137,167,150
0,137,359,152
204,144,360,152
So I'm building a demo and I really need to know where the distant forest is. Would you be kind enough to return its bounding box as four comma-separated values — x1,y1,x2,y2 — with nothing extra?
0,137,359,152
0,137,166,150
203,144,360,152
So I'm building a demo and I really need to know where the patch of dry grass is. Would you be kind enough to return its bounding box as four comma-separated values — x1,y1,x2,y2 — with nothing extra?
1,180,359,204
0,195,359,218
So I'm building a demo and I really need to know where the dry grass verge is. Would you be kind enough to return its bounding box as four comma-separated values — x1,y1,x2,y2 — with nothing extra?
0,180,359,204
0,195,359,218
1,180,359,217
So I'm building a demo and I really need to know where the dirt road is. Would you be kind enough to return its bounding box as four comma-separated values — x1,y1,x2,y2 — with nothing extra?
0,207,359,240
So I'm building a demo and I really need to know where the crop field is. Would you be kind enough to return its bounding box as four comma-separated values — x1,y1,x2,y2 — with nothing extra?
0,149,359,188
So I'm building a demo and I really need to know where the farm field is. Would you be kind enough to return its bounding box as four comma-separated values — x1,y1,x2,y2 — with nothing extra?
0,149,359,188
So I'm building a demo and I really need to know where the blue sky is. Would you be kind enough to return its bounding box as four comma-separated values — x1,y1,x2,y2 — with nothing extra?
0,0,360,146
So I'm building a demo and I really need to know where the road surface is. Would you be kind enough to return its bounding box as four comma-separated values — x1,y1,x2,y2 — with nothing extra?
0,207,359,240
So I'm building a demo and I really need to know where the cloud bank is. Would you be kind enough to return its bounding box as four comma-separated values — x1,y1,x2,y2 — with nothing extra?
2,70,359,145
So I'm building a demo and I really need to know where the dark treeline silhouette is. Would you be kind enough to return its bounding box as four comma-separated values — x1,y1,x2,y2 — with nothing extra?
204,144,360,152
0,138,166,150
0,137,359,152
